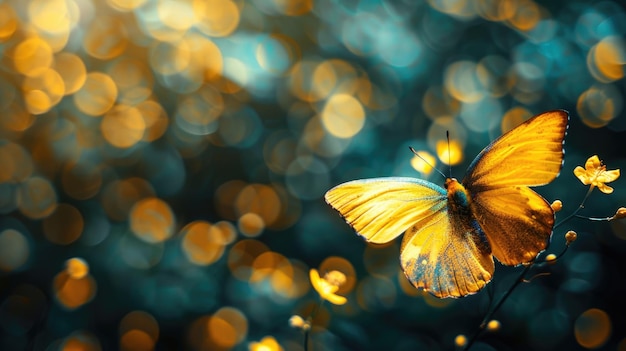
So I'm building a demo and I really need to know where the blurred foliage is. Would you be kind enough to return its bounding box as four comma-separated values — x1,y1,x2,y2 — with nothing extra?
0,0,625,350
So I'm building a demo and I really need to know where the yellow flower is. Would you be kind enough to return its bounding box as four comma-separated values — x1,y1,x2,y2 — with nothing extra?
574,155,620,194
288,315,311,331
248,336,283,351
309,269,348,305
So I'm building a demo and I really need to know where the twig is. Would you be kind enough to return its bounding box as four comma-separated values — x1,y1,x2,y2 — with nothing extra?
304,299,323,351
462,264,531,350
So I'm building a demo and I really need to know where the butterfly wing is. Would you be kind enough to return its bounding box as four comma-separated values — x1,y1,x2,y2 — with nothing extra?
464,110,568,188
400,203,494,298
324,177,447,244
325,177,495,298
463,110,569,265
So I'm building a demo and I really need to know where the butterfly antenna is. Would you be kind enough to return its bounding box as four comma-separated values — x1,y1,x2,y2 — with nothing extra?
446,131,452,177
409,146,446,179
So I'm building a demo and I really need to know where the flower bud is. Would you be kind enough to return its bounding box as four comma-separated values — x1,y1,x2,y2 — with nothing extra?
545,253,557,264
486,319,501,332
612,207,626,220
565,230,577,245
65,257,89,279
550,200,563,212
454,334,467,348
289,315,311,330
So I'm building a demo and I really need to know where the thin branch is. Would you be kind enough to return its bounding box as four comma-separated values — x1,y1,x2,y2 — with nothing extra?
462,264,532,350
554,186,594,229
304,299,324,351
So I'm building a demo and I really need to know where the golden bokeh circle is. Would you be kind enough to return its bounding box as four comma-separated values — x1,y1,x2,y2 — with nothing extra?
575,308,611,349
43,203,84,245
74,72,118,117
17,176,58,220
130,197,175,244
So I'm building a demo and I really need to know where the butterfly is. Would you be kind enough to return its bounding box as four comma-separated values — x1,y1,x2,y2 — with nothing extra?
324,110,569,298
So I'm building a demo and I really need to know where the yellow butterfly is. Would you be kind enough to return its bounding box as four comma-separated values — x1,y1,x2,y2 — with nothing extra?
324,110,569,298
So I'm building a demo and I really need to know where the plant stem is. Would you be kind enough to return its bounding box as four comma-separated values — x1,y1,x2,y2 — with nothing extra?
462,264,531,350
304,299,324,351
554,186,594,229
574,214,613,221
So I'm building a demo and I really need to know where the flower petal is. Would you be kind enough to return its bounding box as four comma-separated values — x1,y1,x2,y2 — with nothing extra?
324,293,348,305
597,183,614,194
574,166,591,184
598,169,620,183
309,269,324,294
586,155,601,170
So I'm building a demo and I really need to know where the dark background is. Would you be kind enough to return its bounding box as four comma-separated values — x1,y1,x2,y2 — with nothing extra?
1,0,626,350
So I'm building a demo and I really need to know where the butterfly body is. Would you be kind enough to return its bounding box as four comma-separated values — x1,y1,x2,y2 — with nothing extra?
325,110,569,298
444,178,491,255
445,178,471,216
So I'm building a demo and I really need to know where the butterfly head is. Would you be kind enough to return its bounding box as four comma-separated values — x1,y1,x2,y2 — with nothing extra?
444,177,459,189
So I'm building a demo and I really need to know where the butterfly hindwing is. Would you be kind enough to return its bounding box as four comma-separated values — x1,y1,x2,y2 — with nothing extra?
400,191,494,298
324,178,446,244
470,186,554,265
463,110,569,265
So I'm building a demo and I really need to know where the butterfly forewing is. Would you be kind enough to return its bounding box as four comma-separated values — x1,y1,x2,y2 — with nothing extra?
463,110,569,265
464,110,568,189
324,178,447,244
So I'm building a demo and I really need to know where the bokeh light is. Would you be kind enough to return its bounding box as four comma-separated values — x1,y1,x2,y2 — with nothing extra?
119,310,159,351
181,220,234,266
16,176,57,219
101,178,155,222
436,139,464,166
74,72,118,117
577,84,622,128
187,307,248,351
43,203,83,245
575,308,612,349
53,269,97,310
130,197,175,243
410,150,437,175
501,106,533,133
60,331,101,351
1,0,625,350
588,36,626,83
249,335,284,351
61,160,103,200
101,104,146,148
228,239,269,281
321,93,366,138
0,229,30,272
